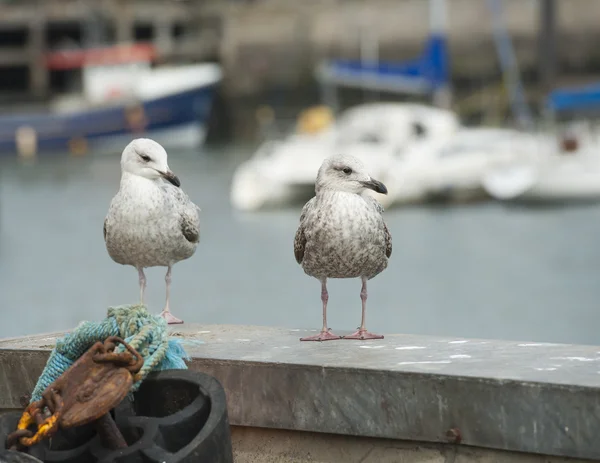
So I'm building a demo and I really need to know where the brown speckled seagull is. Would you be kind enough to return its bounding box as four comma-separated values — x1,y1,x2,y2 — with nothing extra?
294,153,392,341
103,138,200,324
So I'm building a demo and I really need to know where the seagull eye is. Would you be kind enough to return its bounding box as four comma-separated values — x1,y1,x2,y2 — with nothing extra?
342,167,352,175
139,154,151,162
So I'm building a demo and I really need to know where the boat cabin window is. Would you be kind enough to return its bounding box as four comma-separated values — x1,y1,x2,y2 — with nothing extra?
560,136,578,154
412,121,427,138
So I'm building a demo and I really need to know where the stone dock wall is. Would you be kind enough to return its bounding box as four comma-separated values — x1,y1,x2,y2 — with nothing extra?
1,324,600,462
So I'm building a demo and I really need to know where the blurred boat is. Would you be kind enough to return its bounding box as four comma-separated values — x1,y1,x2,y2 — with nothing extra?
482,132,600,203
481,81,600,203
229,103,459,211
0,43,221,157
229,0,460,212
379,127,543,206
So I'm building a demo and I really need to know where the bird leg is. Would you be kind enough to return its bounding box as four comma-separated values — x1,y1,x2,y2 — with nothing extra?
344,278,384,340
138,267,146,304
300,279,341,341
159,265,183,324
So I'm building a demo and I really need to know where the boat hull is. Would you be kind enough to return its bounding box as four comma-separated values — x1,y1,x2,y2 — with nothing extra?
0,83,218,156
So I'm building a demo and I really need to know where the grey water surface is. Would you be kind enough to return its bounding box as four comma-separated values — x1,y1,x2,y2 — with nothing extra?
1,146,599,345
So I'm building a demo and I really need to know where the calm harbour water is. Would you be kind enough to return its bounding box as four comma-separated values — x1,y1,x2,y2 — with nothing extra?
1,146,599,345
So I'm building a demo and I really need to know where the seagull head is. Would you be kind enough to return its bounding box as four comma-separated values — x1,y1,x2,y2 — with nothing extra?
315,153,387,195
120,138,180,187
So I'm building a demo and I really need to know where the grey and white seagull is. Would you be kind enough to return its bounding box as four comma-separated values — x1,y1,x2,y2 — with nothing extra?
294,153,392,341
103,138,201,324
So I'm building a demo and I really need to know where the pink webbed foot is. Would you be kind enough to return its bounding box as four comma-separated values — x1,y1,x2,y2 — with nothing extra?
300,329,342,342
160,311,184,324
343,329,384,340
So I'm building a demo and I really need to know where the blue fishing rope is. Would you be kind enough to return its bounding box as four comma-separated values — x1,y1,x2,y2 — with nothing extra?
30,304,198,403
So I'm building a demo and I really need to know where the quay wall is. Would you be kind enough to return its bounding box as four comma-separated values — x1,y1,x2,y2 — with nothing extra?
1,324,599,462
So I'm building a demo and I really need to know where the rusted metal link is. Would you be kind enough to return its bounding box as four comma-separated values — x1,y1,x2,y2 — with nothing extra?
93,351,133,366
6,429,33,450
33,410,47,427
43,389,63,416
5,336,143,451
92,336,144,373
9,389,65,448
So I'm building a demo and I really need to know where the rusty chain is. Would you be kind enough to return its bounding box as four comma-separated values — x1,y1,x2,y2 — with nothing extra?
5,336,143,451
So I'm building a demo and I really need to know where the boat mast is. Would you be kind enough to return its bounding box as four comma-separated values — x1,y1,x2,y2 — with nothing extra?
538,0,557,97
430,0,452,109
358,3,379,104
538,0,557,127
485,0,534,130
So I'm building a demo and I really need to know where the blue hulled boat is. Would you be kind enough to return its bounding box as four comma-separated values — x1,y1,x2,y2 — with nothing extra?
0,43,222,157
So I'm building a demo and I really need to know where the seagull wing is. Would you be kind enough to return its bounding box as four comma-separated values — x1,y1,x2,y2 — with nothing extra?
294,197,315,264
365,196,392,258
163,184,201,244
383,221,392,258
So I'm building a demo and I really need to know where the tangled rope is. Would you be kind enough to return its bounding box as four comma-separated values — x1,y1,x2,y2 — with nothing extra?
30,304,190,403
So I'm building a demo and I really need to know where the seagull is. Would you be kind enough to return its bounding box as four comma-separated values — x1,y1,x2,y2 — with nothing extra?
294,154,392,341
103,138,200,324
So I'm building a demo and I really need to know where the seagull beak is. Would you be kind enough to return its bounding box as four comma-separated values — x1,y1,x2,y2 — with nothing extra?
360,178,388,195
160,170,181,187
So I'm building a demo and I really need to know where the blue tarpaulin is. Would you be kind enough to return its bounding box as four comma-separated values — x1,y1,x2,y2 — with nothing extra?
317,35,449,95
546,82,600,113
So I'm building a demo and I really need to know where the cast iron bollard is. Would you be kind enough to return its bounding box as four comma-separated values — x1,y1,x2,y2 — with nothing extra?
1,370,233,463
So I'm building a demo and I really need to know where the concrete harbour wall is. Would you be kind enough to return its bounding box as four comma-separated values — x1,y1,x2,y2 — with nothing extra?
1,324,599,462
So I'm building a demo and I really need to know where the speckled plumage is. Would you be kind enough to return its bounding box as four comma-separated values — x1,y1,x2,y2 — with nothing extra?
295,193,391,280
294,153,392,341
103,138,200,324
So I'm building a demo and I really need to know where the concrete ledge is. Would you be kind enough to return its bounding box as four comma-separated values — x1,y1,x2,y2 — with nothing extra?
1,325,599,461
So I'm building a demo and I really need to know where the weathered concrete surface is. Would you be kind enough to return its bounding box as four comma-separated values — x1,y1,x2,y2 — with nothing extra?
231,426,594,463
1,325,600,460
